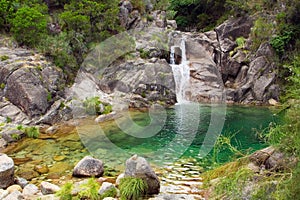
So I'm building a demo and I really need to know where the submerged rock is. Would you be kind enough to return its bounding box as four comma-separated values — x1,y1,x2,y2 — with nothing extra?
125,155,160,195
0,154,14,189
73,156,104,177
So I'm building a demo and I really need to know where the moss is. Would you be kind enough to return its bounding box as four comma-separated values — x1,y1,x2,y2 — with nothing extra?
0,55,9,61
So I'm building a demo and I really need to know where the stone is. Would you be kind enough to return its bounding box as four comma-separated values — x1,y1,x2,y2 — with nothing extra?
268,98,278,106
40,181,60,195
7,185,22,193
98,182,116,195
115,173,125,186
22,184,39,196
73,156,104,177
0,138,7,149
53,155,66,162
15,177,28,188
45,126,58,134
38,194,60,200
0,154,14,189
215,16,253,52
17,170,39,181
249,146,275,166
1,129,24,143
125,155,160,195
2,190,23,200
265,151,285,171
5,68,49,118
34,165,49,174
0,189,9,199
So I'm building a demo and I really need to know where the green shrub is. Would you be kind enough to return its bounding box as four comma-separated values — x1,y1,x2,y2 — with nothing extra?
55,182,73,200
100,187,117,199
25,126,40,138
11,6,47,46
119,177,148,200
37,33,77,70
78,178,100,200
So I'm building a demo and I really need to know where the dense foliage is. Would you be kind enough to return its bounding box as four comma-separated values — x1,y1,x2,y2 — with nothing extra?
0,0,122,80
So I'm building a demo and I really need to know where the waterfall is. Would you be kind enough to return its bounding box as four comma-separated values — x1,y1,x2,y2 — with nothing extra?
170,37,190,104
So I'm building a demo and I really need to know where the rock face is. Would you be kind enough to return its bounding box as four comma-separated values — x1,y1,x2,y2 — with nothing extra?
167,16,279,104
125,155,160,195
0,154,14,189
73,156,104,177
0,46,66,124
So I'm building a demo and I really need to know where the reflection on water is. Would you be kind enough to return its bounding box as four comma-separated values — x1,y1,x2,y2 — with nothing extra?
3,104,281,184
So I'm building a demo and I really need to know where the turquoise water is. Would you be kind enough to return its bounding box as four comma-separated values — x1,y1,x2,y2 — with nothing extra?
78,104,281,167
4,104,281,184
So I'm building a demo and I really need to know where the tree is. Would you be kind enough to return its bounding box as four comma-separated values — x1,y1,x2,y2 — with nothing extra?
11,6,47,46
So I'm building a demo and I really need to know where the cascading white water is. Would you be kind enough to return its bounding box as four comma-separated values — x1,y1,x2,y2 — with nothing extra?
170,37,190,104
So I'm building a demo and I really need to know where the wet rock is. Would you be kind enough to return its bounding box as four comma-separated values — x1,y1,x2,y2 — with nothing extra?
53,155,66,162
48,162,73,176
15,177,28,188
73,156,104,177
125,155,160,195
7,185,22,193
17,170,39,181
0,154,15,189
3,190,23,200
34,165,49,174
40,181,60,195
22,184,39,196
45,126,58,134
98,182,116,195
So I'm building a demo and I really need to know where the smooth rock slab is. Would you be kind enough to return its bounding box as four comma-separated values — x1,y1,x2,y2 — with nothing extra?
73,156,104,177
0,154,14,189
40,181,60,195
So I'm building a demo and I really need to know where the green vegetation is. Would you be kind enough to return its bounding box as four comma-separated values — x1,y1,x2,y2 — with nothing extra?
119,177,148,200
0,0,122,80
100,187,117,199
0,55,9,61
24,126,40,138
55,182,74,200
78,178,100,200
0,83,5,89
11,6,47,46
83,97,112,116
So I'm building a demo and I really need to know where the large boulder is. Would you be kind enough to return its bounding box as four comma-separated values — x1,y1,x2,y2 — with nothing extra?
0,154,14,189
125,155,160,195
73,156,104,177
5,67,49,118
